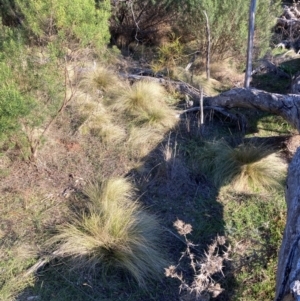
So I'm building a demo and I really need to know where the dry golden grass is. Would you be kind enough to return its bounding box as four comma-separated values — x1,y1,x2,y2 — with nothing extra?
173,67,224,96
73,93,99,116
219,144,287,192
47,178,167,288
74,95,125,143
79,113,126,143
127,126,164,158
197,140,287,192
113,80,178,128
210,60,244,87
79,65,120,95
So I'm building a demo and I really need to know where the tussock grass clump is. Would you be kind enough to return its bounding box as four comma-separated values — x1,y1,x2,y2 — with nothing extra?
80,66,120,95
79,113,126,143
114,80,177,128
210,60,244,86
74,93,98,113
173,67,225,95
127,126,164,158
47,178,166,288
76,100,125,143
197,140,286,192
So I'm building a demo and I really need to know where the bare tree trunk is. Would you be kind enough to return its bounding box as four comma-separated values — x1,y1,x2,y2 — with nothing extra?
275,148,300,301
244,0,257,88
203,10,211,81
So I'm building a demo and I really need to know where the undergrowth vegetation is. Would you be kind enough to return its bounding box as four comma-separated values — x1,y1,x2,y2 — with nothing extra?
47,178,166,288
165,220,231,300
221,191,287,301
113,80,177,128
0,1,294,300
194,140,287,192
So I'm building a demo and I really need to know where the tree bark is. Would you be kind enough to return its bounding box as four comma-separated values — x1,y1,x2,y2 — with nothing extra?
291,74,300,94
204,88,300,132
203,10,211,81
275,148,300,301
244,0,257,88
120,73,207,100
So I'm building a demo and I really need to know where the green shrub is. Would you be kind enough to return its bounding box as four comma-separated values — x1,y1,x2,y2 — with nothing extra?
0,25,66,157
14,0,111,50
0,61,35,140
176,0,281,61
0,1,112,156
47,178,167,288
0,85,29,136
151,35,184,75
110,0,177,47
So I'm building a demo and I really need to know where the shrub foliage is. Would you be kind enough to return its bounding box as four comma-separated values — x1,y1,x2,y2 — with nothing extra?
110,0,280,62
176,0,280,60
0,0,111,155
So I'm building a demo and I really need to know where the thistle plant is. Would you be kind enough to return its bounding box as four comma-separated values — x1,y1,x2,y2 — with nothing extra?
165,220,231,300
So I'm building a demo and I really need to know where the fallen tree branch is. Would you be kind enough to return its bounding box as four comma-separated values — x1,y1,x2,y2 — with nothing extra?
121,73,300,132
120,72,207,100
277,17,300,27
204,88,300,132
291,74,300,94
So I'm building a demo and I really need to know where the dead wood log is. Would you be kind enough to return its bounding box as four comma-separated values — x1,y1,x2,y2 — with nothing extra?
275,147,300,301
277,18,300,27
204,88,300,132
291,74,300,94
120,73,207,100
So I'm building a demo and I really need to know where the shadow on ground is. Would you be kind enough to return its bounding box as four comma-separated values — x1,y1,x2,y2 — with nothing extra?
15,96,292,301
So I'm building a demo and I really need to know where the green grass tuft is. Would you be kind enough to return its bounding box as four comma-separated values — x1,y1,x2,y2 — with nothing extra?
47,177,167,288
196,140,286,192
0,244,37,301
